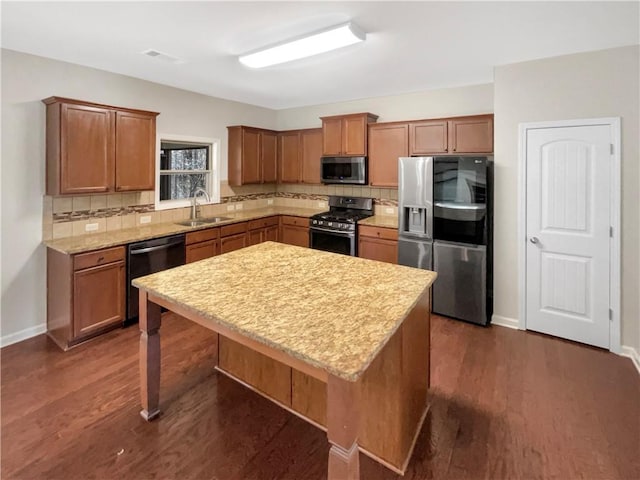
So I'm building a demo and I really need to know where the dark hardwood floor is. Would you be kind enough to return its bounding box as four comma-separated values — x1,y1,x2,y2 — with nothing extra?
2,314,639,479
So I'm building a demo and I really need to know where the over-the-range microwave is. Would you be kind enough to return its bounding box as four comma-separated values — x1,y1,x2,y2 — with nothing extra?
321,156,367,185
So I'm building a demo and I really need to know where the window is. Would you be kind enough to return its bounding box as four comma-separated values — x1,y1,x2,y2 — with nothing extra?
155,135,220,210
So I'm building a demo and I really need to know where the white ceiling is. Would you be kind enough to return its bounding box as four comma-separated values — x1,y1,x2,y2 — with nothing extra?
2,1,638,110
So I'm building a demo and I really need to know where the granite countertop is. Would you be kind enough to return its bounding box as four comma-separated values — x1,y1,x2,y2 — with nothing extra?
133,241,436,381
359,215,398,229
44,207,323,254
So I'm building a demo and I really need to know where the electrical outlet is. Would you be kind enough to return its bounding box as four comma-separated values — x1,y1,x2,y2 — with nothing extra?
227,204,235,211
318,201,327,208
267,199,274,205
385,207,395,215
139,215,151,224
85,222,99,232
236,203,243,210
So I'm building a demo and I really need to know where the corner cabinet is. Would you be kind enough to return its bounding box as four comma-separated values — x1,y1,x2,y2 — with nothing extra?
43,97,158,195
321,113,378,156
409,114,493,155
47,246,126,350
228,126,278,186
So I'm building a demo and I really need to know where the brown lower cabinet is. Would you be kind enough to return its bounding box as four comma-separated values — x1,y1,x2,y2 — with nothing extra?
215,295,430,470
247,216,279,245
47,246,125,349
279,216,309,247
220,222,248,254
218,337,292,405
358,225,398,264
185,228,220,263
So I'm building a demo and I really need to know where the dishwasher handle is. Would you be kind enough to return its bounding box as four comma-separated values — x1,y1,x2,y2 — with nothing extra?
130,240,184,255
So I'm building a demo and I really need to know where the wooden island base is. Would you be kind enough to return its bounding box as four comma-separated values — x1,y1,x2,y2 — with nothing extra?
139,289,431,478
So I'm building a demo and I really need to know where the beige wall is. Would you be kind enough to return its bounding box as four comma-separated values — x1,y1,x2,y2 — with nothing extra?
1,49,277,342
276,83,494,129
494,45,640,350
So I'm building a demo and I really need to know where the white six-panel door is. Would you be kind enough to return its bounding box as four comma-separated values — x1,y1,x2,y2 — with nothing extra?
525,124,612,348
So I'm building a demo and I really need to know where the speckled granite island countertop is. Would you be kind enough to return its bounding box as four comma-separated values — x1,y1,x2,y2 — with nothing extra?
133,241,436,381
44,207,323,254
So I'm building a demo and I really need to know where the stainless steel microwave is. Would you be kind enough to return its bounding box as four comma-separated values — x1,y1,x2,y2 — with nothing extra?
321,156,367,185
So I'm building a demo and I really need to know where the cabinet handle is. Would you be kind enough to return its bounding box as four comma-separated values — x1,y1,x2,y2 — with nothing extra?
97,256,105,262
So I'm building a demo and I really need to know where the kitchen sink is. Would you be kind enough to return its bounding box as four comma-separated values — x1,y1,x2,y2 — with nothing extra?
176,216,231,227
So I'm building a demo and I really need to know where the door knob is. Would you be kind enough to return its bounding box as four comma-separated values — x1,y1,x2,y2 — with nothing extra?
530,237,540,244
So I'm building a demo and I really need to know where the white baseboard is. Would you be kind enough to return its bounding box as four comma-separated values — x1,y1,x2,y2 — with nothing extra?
491,315,520,330
1,323,46,348
620,345,640,375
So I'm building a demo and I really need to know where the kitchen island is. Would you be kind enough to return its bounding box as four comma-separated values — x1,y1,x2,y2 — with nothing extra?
133,242,436,479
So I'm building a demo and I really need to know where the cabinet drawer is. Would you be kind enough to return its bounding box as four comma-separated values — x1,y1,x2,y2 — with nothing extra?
73,246,125,271
359,225,398,241
248,216,279,230
221,222,247,237
186,227,219,245
281,216,308,227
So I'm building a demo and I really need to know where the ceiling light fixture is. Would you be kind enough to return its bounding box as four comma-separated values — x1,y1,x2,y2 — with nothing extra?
238,22,366,69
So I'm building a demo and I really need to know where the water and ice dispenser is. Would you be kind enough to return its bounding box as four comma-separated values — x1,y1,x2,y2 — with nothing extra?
401,207,429,236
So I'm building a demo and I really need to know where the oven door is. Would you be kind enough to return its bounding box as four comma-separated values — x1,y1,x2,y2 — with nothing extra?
309,227,356,256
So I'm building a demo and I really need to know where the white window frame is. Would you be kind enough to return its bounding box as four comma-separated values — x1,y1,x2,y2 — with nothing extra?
155,133,220,211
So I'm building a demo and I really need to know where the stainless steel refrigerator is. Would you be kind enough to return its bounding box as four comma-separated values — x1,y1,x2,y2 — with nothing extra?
398,156,493,325
398,157,433,270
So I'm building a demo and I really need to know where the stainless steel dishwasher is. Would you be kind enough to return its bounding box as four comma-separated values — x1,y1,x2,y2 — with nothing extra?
126,234,185,323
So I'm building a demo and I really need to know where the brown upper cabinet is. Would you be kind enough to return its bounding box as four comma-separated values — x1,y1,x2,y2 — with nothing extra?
228,126,278,186
43,97,158,195
409,114,493,155
278,131,301,183
320,113,378,156
278,128,323,184
368,122,409,187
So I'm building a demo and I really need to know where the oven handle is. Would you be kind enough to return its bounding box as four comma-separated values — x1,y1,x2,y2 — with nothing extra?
310,226,355,237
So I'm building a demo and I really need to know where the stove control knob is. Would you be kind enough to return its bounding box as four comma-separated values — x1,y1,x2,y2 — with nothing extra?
328,222,333,227
312,220,317,225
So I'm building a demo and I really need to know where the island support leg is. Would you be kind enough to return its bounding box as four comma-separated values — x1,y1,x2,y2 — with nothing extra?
327,375,360,480
139,291,162,421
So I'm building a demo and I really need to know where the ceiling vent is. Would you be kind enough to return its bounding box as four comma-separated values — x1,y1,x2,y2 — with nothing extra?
141,49,183,64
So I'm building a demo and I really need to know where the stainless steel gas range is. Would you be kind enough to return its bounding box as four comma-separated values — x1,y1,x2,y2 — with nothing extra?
309,196,373,256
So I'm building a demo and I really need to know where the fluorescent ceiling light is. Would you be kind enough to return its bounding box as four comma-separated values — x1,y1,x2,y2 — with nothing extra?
239,22,366,69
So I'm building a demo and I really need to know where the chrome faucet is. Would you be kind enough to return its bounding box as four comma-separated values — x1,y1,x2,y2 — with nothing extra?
190,187,210,220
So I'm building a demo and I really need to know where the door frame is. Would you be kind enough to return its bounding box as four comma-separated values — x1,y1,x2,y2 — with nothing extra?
517,117,621,353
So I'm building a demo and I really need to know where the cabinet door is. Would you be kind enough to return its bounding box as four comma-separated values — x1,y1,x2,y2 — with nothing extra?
242,129,261,184
264,225,279,242
322,117,343,155
186,240,218,263
359,237,398,264
342,116,367,156
279,131,300,183
368,124,408,187
60,103,113,194
281,225,309,248
409,120,448,155
247,229,262,246
73,261,125,338
449,116,493,153
300,129,323,184
220,232,247,253
115,111,155,191
261,131,278,183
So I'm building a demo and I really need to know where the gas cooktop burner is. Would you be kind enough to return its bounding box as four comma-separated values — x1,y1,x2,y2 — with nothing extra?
310,196,374,232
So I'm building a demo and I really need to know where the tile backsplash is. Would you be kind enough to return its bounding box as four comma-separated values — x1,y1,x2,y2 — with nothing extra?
43,182,398,240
